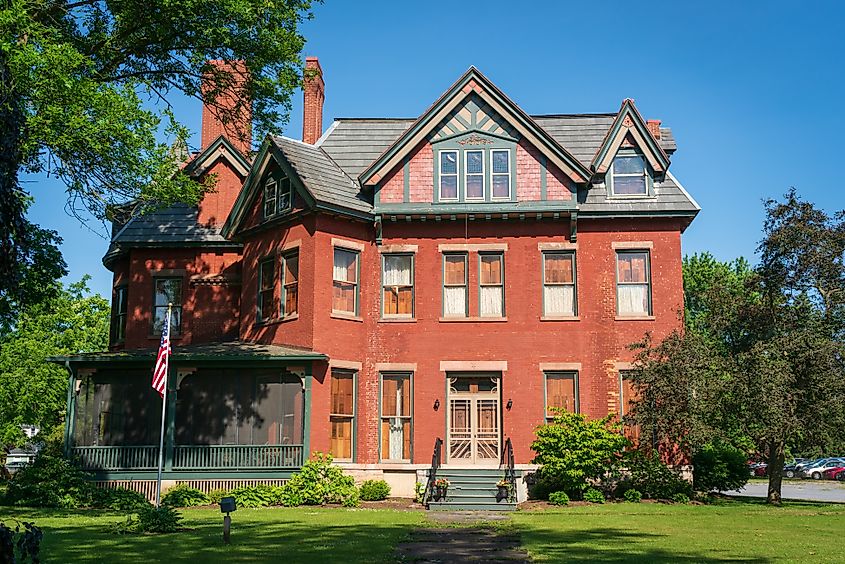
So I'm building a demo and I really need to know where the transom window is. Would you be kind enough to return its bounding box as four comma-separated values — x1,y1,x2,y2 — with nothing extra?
543,252,576,317
610,153,648,196
382,254,414,318
437,147,513,202
616,251,652,316
263,175,293,218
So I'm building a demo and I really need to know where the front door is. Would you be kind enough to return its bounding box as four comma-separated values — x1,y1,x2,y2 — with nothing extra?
447,374,501,464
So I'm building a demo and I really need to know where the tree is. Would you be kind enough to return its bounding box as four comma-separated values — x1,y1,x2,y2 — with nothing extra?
1,0,315,310
0,278,109,447
629,191,845,504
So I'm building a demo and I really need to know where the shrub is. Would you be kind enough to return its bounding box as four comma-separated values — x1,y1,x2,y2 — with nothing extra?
531,411,628,499
276,453,359,507
414,482,425,504
692,442,749,493
623,489,643,503
2,454,92,508
0,521,42,563
207,488,228,505
228,485,277,508
359,480,391,501
672,493,690,504
90,487,150,510
583,488,605,504
548,491,569,506
161,484,210,508
617,451,692,500
137,505,181,533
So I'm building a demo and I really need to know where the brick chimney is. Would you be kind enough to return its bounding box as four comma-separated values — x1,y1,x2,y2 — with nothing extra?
201,60,252,155
302,57,325,144
646,119,661,140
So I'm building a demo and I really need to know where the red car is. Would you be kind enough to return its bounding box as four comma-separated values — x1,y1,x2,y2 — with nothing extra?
823,466,845,480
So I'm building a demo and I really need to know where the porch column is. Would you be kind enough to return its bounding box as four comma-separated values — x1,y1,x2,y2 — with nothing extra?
302,362,312,464
62,364,76,455
164,365,178,471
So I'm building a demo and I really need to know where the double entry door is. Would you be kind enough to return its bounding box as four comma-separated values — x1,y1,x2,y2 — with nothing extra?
447,373,501,464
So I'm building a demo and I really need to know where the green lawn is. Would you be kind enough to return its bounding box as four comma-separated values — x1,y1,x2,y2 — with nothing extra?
2,500,845,563
508,500,845,563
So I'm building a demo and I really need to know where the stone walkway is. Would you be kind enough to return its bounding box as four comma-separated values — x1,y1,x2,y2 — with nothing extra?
395,512,530,562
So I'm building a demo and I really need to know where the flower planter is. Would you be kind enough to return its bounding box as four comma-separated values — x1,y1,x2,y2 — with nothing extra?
496,485,509,501
435,486,448,501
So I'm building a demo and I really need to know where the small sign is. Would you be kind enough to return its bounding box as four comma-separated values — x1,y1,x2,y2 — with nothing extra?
220,496,237,514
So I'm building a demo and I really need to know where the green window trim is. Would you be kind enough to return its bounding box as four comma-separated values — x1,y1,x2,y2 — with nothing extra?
151,277,183,335
442,252,469,317
378,372,414,463
615,250,653,316
607,148,654,198
257,257,276,323
111,285,128,344
478,251,505,318
542,251,578,317
544,371,580,422
263,174,293,220
280,251,299,318
433,133,517,204
332,247,361,316
329,369,357,462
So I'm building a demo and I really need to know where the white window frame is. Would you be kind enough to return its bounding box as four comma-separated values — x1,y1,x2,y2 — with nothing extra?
439,150,459,201
615,250,652,316
379,372,413,463
610,153,648,197
332,247,360,316
381,253,415,319
478,252,505,318
542,251,577,317
490,149,512,200
464,149,485,201
442,253,469,318
263,178,278,218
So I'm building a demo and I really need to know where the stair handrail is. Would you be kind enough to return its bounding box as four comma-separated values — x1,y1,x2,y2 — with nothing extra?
500,436,516,502
422,437,443,507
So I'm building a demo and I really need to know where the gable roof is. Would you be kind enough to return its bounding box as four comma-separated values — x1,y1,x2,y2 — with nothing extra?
590,99,671,175
358,67,592,187
182,135,251,179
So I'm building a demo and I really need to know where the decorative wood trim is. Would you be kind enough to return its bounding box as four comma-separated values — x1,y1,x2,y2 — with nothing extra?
612,241,654,250
539,362,582,372
439,360,508,372
375,363,418,372
438,243,508,252
538,242,578,251
331,238,365,252
379,244,418,254
282,239,302,251
330,359,363,371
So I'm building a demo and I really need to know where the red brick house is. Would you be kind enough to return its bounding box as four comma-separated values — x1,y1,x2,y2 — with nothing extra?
55,58,698,506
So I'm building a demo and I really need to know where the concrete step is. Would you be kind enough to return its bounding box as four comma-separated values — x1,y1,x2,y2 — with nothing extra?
428,501,516,511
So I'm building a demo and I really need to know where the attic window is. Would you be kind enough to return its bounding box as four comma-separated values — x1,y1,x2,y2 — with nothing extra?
263,176,293,218
610,154,647,196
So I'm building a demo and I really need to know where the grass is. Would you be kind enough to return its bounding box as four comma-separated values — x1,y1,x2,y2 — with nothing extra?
507,499,845,563
2,499,845,563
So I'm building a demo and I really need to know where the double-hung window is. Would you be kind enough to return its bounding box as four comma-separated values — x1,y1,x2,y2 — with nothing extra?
382,254,414,318
330,369,355,460
380,373,412,461
479,253,504,317
281,252,298,317
257,258,276,322
491,149,511,199
263,176,293,218
443,254,468,317
543,252,576,317
616,251,651,316
610,153,648,196
439,151,458,200
111,286,128,343
545,372,579,421
619,371,641,445
465,150,484,200
263,179,277,218
332,248,359,315
152,278,182,334
277,177,292,213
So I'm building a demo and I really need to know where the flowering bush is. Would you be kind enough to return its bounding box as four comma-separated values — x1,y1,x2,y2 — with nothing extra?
433,478,450,488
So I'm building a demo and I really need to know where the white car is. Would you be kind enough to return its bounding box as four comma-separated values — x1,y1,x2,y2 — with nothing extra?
804,458,845,480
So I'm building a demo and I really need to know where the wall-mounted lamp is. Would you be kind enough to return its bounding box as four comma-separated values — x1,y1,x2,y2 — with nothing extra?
506,398,513,410
433,399,440,411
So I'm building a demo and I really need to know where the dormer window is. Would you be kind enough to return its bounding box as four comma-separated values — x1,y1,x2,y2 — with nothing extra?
439,151,458,200
436,144,514,203
465,150,484,200
263,175,292,218
610,153,648,196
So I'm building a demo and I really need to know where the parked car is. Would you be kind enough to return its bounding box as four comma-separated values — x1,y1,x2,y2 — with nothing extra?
784,458,811,478
747,461,767,477
795,457,829,478
822,466,845,480
803,458,845,480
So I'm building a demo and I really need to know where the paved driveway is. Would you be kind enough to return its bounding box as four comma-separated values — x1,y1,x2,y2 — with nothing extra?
726,479,845,503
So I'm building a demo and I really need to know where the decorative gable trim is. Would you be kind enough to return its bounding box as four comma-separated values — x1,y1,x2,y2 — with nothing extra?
591,99,670,175
183,135,251,178
359,67,591,187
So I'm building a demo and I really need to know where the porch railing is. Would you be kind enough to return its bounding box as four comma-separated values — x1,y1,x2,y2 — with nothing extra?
422,437,443,507
72,446,159,471
173,444,304,470
70,444,304,471
500,437,516,502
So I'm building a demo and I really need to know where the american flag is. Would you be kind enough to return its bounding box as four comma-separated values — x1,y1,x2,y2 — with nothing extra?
151,313,171,397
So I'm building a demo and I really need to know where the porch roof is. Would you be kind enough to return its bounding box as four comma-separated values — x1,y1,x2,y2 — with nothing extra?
48,341,328,365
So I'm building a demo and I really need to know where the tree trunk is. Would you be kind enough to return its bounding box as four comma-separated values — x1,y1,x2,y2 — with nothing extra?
766,439,785,505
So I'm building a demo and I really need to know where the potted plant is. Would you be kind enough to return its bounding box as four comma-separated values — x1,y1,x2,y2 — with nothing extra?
496,479,512,501
433,478,450,500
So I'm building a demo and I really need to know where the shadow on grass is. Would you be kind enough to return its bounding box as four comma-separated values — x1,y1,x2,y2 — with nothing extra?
514,526,772,563
1,507,424,564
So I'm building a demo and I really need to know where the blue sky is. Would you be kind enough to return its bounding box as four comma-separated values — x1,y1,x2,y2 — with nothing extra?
25,0,845,298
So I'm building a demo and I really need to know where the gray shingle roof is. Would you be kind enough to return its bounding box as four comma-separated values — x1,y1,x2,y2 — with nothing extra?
579,173,699,215
318,119,414,180
271,136,372,214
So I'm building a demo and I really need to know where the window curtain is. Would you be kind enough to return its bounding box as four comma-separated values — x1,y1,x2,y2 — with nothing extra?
333,250,357,282
443,287,466,316
383,256,411,286
618,285,648,314
544,285,575,316
480,287,503,317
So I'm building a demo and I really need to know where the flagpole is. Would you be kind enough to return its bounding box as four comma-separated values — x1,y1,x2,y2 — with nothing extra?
154,303,172,508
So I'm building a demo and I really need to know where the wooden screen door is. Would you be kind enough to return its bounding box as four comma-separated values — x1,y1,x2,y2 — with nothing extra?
447,374,500,464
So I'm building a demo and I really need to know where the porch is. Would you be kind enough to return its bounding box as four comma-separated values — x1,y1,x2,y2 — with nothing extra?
51,342,327,477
